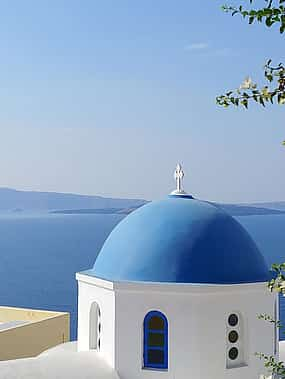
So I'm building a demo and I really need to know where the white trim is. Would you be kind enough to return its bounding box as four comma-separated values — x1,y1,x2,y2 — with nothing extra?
76,272,268,295
76,273,114,290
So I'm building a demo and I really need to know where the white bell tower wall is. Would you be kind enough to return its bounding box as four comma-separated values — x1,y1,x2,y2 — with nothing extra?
76,273,277,379
114,282,276,379
76,273,115,368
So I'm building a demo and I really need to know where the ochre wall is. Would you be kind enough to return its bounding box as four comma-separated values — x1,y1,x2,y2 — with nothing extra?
0,308,69,361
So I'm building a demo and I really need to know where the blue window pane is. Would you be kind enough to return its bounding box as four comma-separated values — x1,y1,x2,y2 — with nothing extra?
148,349,164,364
148,316,164,330
148,332,164,347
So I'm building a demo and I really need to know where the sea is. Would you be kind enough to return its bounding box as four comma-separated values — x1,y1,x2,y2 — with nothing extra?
0,212,284,341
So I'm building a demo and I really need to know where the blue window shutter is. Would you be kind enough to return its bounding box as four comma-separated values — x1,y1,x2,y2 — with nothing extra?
143,310,168,370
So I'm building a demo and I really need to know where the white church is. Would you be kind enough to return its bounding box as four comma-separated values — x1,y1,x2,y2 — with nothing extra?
0,165,279,379
76,164,277,379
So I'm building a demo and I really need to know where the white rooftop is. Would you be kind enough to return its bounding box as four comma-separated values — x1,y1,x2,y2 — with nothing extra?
0,341,284,379
0,342,119,379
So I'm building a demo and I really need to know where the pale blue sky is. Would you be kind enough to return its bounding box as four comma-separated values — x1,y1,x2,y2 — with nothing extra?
0,0,283,202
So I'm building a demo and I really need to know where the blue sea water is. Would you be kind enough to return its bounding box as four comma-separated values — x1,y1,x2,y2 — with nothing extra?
0,213,124,340
0,212,284,341
237,214,285,340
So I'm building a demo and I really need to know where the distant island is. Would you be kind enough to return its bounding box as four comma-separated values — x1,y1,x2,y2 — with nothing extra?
0,187,284,217
216,203,285,216
51,207,139,215
51,203,285,217
243,201,285,211
0,188,146,212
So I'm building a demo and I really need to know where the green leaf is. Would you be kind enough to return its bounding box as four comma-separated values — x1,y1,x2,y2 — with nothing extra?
273,8,281,15
249,16,255,24
257,13,263,22
266,73,273,82
269,92,276,103
263,9,273,16
259,96,265,107
265,16,274,26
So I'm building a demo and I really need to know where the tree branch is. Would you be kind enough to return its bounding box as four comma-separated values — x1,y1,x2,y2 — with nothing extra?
222,1,285,32
216,61,285,109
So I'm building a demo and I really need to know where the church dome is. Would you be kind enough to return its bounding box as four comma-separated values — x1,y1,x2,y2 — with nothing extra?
90,196,269,285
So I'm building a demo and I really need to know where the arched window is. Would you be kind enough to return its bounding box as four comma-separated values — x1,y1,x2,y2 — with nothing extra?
143,311,168,370
89,302,101,351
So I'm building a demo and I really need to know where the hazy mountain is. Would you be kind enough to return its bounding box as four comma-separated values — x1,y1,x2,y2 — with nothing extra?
217,203,285,216
242,202,285,211
51,208,136,215
52,204,285,216
0,188,146,211
0,188,284,216
51,202,285,217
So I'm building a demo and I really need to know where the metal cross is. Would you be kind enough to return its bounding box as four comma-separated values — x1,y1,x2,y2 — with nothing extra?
174,164,184,192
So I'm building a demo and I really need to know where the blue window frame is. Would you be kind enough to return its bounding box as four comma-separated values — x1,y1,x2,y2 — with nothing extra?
143,310,168,370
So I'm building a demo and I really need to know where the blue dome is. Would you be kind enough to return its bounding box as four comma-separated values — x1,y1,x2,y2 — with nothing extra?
89,196,269,284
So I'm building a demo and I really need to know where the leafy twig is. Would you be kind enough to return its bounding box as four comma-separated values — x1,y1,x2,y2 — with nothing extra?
222,1,285,33
256,352,285,377
216,61,285,109
258,313,282,328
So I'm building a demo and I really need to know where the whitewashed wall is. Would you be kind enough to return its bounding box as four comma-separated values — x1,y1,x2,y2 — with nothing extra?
76,273,115,367
115,282,276,379
77,274,277,379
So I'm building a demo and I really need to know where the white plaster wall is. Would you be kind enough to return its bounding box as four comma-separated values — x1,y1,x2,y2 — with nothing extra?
114,283,276,379
77,274,115,368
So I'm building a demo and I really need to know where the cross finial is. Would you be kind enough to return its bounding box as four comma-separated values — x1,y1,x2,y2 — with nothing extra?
174,164,184,192
170,163,188,196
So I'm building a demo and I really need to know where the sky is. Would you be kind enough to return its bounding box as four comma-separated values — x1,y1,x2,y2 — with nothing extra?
0,0,283,203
